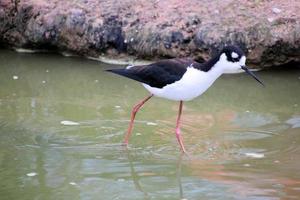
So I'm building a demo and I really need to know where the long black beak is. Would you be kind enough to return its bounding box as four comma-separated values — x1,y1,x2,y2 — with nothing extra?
241,66,264,86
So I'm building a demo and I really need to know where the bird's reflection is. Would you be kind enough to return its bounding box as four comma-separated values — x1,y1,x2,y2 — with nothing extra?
125,149,186,200
125,149,150,199
176,153,185,200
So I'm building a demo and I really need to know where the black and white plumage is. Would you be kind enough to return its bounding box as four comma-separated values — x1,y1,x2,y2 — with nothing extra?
107,58,196,89
106,45,264,153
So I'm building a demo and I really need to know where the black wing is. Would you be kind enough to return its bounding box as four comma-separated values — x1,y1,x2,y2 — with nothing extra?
106,58,198,88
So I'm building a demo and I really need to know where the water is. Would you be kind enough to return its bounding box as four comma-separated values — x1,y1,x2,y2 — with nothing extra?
0,49,300,200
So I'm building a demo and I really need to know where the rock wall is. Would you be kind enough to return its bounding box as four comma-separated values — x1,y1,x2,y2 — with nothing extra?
1,0,300,68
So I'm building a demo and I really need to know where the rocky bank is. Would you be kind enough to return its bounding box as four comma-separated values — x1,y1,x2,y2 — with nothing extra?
1,0,300,68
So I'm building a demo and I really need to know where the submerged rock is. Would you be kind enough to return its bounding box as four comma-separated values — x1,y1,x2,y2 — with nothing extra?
0,0,300,68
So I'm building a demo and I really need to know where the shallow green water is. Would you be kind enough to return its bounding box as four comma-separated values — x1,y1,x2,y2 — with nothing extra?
0,49,300,200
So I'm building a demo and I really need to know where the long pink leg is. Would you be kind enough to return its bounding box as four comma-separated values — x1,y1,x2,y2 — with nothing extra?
175,101,187,153
123,94,153,145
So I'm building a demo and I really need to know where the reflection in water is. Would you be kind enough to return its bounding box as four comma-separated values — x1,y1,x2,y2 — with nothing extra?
126,149,150,199
0,49,300,199
189,155,300,199
125,149,186,200
176,153,184,200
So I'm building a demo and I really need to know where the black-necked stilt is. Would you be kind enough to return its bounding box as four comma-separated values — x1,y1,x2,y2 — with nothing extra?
107,45,264,153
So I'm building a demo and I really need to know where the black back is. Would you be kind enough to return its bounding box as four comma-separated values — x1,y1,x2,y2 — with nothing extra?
106,45,245,88
107,58,200,88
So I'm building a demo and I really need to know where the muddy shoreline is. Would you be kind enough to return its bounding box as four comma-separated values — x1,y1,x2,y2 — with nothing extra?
1,0,300,68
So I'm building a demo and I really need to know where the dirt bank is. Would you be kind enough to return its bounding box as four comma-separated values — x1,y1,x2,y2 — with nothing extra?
1,0,300,68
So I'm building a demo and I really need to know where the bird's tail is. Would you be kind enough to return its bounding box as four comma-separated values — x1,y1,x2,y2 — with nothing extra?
105,68,126,76
105,68,146,84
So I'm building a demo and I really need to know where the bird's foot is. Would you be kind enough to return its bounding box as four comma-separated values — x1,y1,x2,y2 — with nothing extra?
122,141,129,147
180,146,191,158
183,151,191,159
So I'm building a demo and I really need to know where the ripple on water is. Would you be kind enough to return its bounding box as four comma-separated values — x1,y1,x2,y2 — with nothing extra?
233,112,278,128
223,130,275,141
286,116,300,128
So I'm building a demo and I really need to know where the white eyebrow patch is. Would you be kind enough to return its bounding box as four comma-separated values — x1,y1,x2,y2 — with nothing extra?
231,52,239,58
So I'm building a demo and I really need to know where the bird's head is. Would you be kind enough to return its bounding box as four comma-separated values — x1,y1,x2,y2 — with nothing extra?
217,45,264,86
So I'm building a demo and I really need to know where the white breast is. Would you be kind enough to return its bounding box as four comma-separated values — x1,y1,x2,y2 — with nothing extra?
142,67,223,101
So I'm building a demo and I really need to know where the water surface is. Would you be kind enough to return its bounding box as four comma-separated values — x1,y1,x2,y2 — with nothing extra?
0,49,300,200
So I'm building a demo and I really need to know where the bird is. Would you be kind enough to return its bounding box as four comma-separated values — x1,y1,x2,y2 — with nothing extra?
106,45,264,153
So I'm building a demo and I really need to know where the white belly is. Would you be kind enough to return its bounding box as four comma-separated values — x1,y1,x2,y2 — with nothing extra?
142,67,222,101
